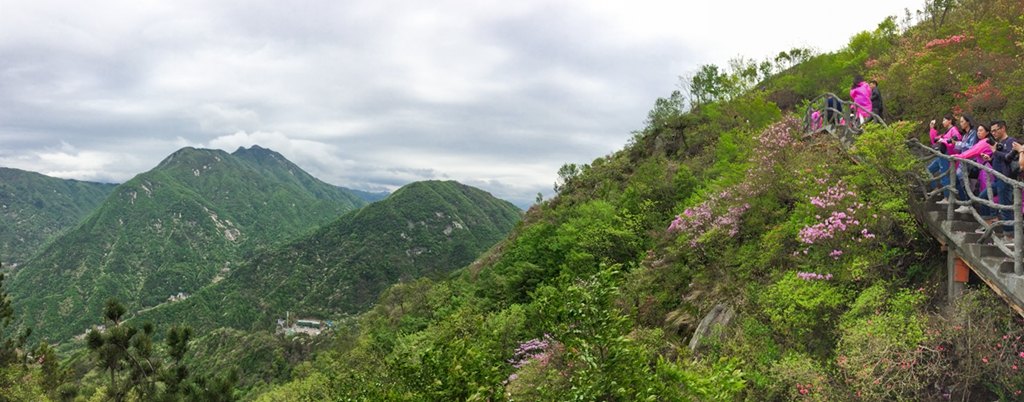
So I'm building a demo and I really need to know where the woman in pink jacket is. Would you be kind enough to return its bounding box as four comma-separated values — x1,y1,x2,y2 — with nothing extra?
928,115,962,200
950,124,993,215
850,75,873,124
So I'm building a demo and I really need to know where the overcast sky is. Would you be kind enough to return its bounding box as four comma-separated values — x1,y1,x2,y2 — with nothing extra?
1,0,924,207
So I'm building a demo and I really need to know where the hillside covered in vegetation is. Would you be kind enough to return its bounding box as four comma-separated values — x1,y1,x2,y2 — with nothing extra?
135,180,523,334
253,1,1024,400
0,168,116,268
4,0,1024,400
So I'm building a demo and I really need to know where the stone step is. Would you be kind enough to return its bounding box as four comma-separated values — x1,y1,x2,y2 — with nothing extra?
950,220,979,232
970,243,1012,259
961,232,984,243
983,257,1017,274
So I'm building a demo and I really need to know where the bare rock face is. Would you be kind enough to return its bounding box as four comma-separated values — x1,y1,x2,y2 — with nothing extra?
688,303,735,353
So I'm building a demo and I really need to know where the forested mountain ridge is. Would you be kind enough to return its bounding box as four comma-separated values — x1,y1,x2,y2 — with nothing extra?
135,180,523,335
8,146,368,342
0,167,116,268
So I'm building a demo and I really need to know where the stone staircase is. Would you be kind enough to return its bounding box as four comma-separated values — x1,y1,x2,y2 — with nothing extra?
910,189,1024,316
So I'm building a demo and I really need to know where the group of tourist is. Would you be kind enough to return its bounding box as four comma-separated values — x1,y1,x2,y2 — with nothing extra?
850,75,884,124
928,114,1021,241
807,74,1024,241
810,75,885,130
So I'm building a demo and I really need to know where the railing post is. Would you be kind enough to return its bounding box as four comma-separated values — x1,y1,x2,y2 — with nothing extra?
947,159,956,222
1015,187,1022,275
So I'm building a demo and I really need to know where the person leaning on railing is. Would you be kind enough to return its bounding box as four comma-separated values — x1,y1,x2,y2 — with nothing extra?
952,115,979,204
1014,141,1024,174
929,115,962,202
950,123,993,216
984,120,1016,240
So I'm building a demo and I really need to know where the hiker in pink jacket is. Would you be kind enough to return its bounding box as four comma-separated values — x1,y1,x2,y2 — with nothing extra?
928,115,962,200
951,124,994,214
951,124,992,169
929,115,962,154
849,75,873,123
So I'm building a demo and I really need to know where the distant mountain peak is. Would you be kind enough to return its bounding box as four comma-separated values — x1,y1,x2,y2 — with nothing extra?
232,144,278,156
157,147,230,168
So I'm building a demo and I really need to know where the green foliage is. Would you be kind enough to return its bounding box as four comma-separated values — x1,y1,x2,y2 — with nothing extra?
0,167,115,267
688,64,735,107
528,267,661,400
0,269,51,401
136,180,521,339
759,273,851,353
554,201,645,277
85,298,238,402
766,352,835,401
654,356,746,401
834,283,930,400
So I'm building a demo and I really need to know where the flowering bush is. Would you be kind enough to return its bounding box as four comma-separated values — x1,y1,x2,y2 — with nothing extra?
768,353,836,401
508,335,553,369
504,337,570,400
795,180,875,262
667,187,751,247
958,78,1007,118
924,34,970,50
797,272,833,281
667,118,799,248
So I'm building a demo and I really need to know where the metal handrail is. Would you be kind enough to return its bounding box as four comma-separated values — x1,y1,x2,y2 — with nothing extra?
907,138,1024,274
801,92,1023,275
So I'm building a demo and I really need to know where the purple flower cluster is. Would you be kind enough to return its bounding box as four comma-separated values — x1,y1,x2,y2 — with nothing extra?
795,181,878,260
798,210,860,244
797,271,833,281
798,182,875,245
668,199,750,247
508,334,552,369
809,180,855,209
667,118,803,248
750,117,799,173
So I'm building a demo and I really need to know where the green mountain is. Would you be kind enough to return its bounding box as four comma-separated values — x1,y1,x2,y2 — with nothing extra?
8,146,367,342
137,180,522,334
0,168,116,268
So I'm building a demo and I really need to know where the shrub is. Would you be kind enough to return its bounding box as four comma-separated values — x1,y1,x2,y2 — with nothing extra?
759,273,850,354
835,283,930,400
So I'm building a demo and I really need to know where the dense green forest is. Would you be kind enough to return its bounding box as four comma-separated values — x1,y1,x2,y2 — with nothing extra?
0,168,116,268
135,180,522,335
5,0,1024,400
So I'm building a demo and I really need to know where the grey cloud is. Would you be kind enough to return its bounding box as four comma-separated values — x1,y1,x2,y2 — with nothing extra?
0,1,711,206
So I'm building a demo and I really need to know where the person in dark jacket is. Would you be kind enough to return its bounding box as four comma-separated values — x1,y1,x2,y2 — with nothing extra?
984,120,1016,237
825,94,842,127
869,80,884,121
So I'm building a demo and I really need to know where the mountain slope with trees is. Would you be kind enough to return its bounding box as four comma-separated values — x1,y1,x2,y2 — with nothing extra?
136,180,523,334
0,167,116,268
8,146,367,342
256,1,1024,400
